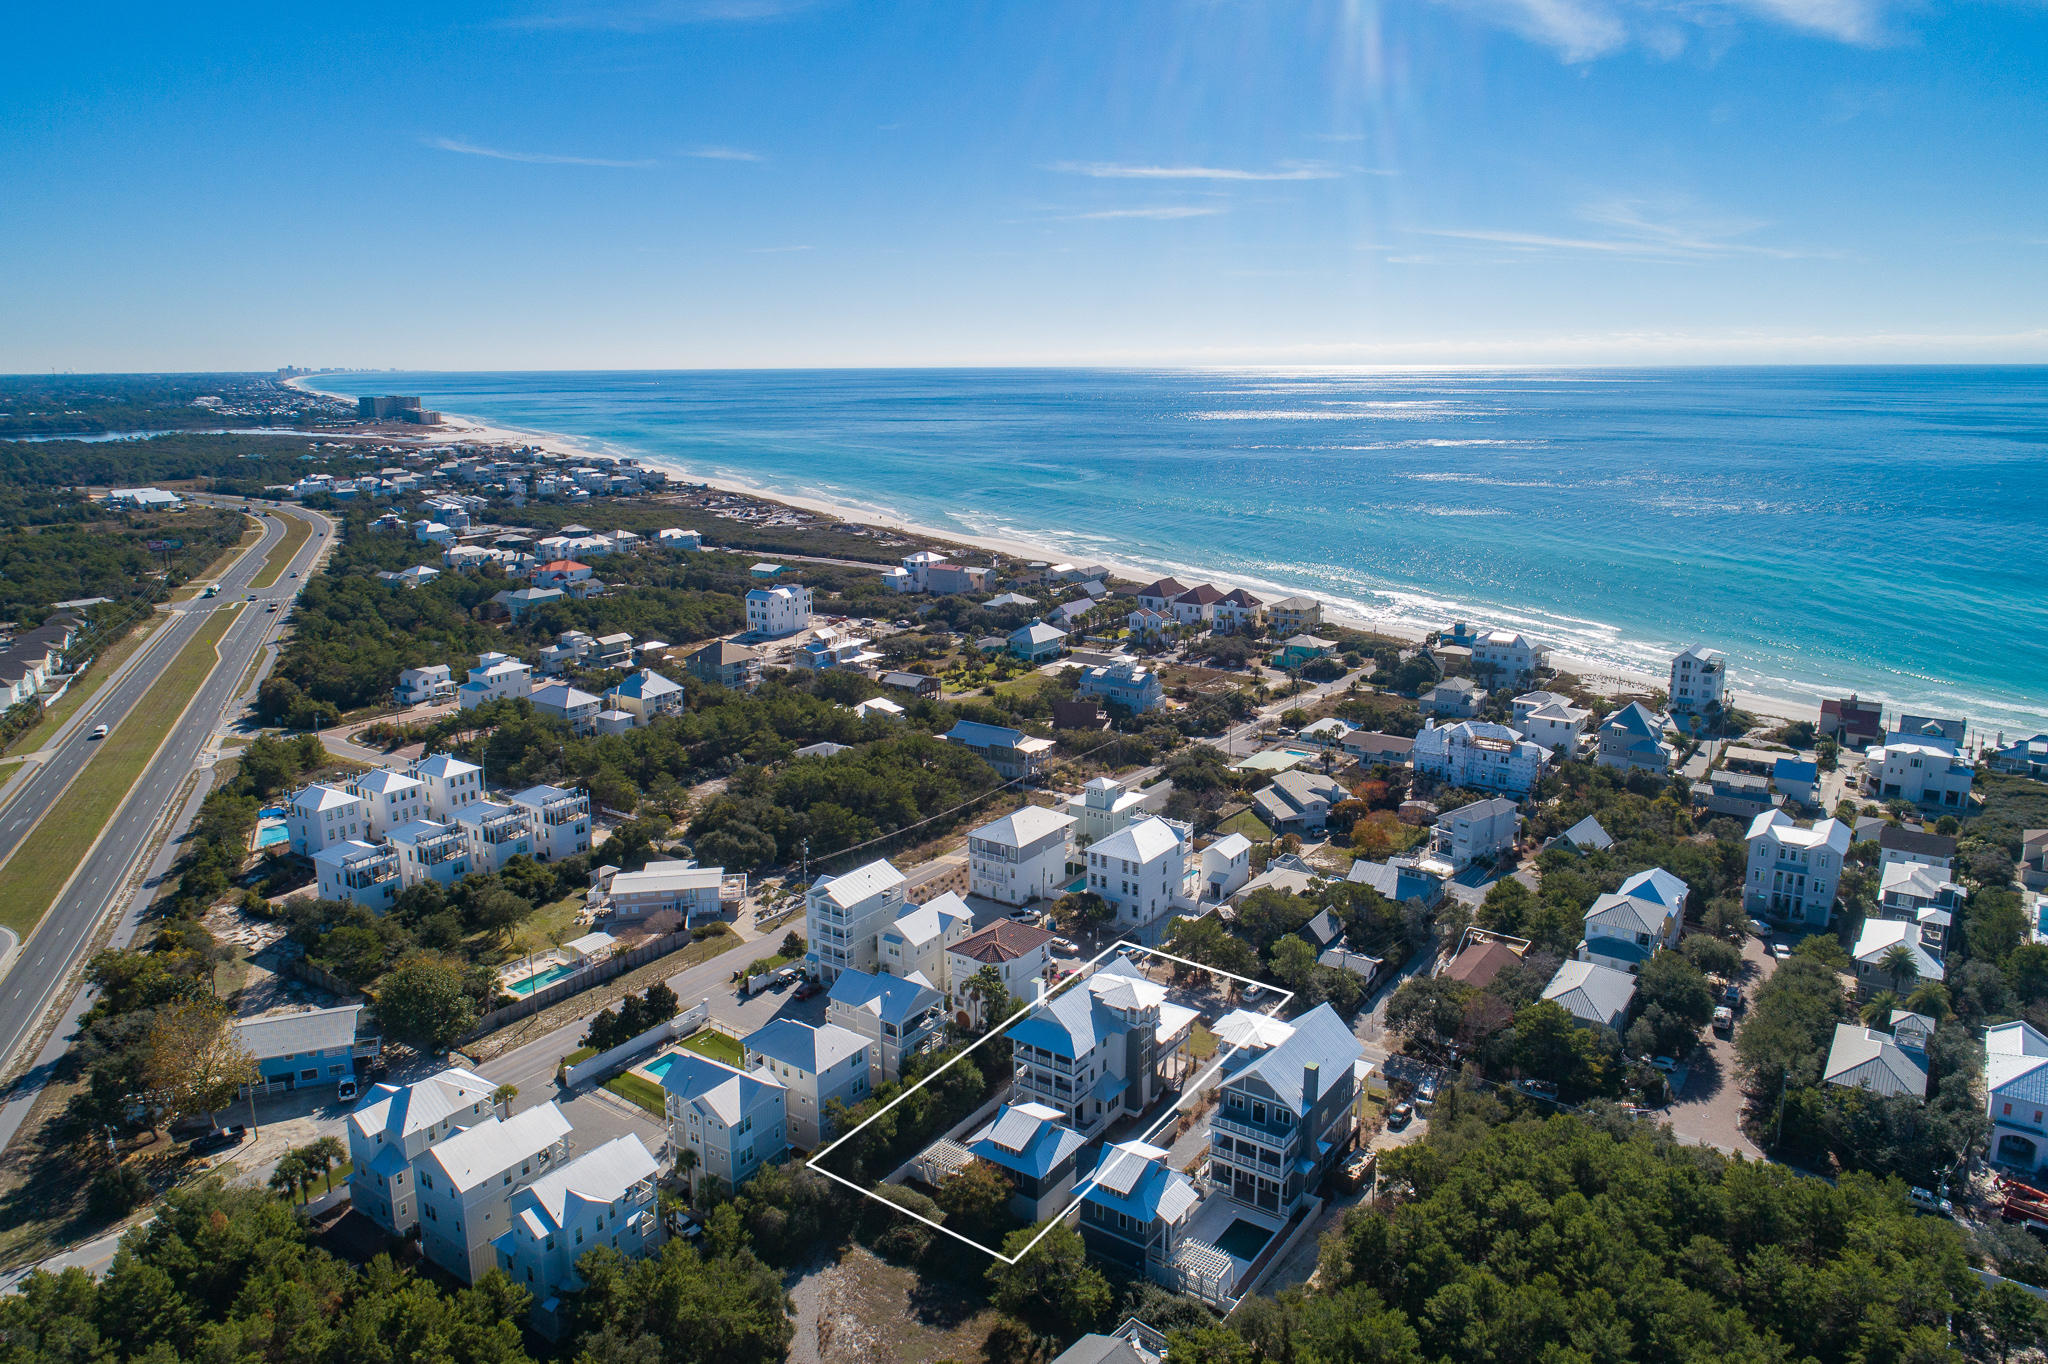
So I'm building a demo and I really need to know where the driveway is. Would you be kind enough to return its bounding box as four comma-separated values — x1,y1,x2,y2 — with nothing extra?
1661,932,1774,1159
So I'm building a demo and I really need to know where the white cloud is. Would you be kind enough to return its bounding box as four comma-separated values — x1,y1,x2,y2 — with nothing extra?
685,145,764,162
424,136,656,168
1049,160,1344,182
1064,205,1229,220
1438,0,1896,60
1419,197,1822,261
747,244,815,253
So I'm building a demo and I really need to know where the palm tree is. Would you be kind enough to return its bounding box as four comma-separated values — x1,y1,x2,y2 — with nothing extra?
492,1084,519,1119
308,1135,346,1192
1879,943,1921,994
1904,981,1954,1022
1860,990,1900,1027
268,1151,311,1204
674,1146,699,1195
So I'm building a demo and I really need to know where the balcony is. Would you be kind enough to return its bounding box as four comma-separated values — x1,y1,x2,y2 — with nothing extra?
1211,1112,1295,1151
476,811,529,844
413,832,465,865
538,794,588,825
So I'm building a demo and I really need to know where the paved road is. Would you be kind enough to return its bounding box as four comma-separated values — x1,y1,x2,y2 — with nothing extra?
0,497,334,1102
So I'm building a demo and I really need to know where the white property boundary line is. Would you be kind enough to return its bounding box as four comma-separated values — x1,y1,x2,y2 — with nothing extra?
805,938,1296,1265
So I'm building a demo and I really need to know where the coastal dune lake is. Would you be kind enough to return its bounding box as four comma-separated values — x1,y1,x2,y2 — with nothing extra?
315,367,2048,734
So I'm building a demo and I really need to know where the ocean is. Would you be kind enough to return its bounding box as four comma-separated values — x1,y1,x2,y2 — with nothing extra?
310,368,2048,737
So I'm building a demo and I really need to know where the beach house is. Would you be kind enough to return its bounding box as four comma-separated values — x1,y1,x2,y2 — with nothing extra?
1668,645,1727,721
1075,658,1164,715
1207,1003,1361,1219
1135,578,1190,614
411,745,487,819
1823,1012,1931,1101
386,819,472,889
458,652,533,710
1987,1022,2048,1172
1212,589,1266,634
969,805,1076,905
1863,733,1975,811
965,1102,1089,1224
286,783,366,856
1084,816,1195,933
231,1003,376,1098
1009,619,1069,662
1743,811,1850,926
313,840,401,909
660,1054,788,1193
1596,702,1674,774
346,1067,500,1237
1251,770,1346,834
1511,690,1591,755
879,891,976,991
1064,775,1151,845
1006,955,1197,1139
348,768,427,840
944,719,1055,780
508,784,591,862
493,1136,661,1333
396,664,456,705
744,583,812,637
1412,720,1549,795
1578,871,1687,973
415,1103,575,1283
604,668,684,725
530,681,602,735
805,858,908,982
826,968,945,1083
742,1019,873,1148
1472,630,1542,684
947,919,1056,1026
1430,797,1519,870
1419,678,1484,718
607,861,731,925
1267,596,1324,634
1200,833,1253,902
1077,1140,1201,1284
683,639,763,692
1540,959,1638,1031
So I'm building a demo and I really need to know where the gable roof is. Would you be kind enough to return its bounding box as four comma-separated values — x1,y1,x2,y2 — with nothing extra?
969,1101,1087,1178
507,1135,658,1237
828,967,942,1026
1823,1023,1930,1099
1558,815,1613,851
658,1051,785,1126
1878,824,1959,859
349,1066,494,1143
1083,1140,1200,1225
421,1103,572,1193
887,894,975,949
1541,960,1637,1027
814,858,906,910
744,1019,870,1076
1603,701,1666,739
1225,1003,1361,1115
1988,1021,2048,1102
1850,918,1946,982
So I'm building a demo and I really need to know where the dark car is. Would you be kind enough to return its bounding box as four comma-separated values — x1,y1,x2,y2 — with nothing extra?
1386,1101,1415,1131
190,1125,248,1156
793,979,823,1001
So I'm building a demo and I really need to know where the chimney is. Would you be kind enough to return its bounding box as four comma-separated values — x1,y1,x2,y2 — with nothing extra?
1301,1061,1321,1111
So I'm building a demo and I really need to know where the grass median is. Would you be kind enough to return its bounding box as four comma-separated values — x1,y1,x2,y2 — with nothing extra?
0,608,237,938
249,513,311,590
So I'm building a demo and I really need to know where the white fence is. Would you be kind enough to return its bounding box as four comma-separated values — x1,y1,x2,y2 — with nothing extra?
561,999,711,1089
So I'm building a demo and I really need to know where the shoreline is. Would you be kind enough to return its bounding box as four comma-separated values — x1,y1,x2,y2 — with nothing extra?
289,374,1817,726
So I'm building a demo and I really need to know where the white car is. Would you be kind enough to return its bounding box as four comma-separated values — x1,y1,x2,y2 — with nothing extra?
89,723,108,739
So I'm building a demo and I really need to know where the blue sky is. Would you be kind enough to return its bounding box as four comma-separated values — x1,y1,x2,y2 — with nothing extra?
3,0,2044,369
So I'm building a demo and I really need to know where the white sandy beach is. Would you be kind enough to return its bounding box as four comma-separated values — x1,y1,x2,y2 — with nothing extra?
287,376,1815,725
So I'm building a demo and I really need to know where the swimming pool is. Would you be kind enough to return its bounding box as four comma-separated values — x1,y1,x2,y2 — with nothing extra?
254,825,288,849
507,961,579,996
258,806,285,820
641,1052,681,1083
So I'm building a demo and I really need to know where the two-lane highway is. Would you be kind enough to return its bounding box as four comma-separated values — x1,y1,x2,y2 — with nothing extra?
0,497,332,1107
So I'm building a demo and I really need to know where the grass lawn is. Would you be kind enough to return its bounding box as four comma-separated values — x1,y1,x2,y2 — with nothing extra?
604,1071,667,1117
564,1047,598,1065
678,1029,744,1067
1215,808,1275,841
508,893,588,959
0,609,237,937
249,513,311,589
992,671,1058,700
1189,1021,1220,1061
168,519,263,602
0,760,20,789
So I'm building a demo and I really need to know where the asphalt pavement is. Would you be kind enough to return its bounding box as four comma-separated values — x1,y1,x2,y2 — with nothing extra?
0,497,333,1149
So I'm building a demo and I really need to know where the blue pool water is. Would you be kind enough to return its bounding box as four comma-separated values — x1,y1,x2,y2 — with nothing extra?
307,367,2048,733
259,806,285,820
254,825,287,848
641,1053,681,1083
509,962,579,997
